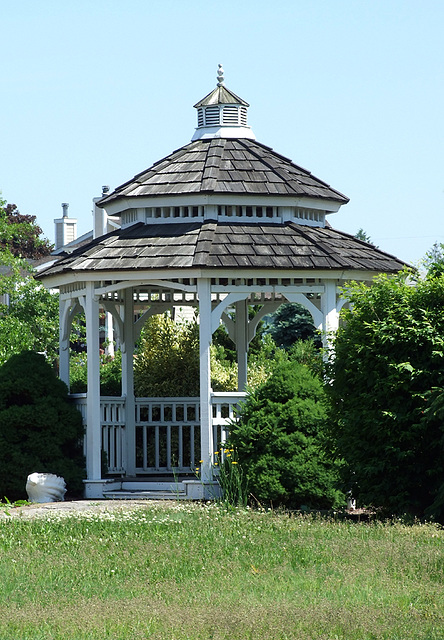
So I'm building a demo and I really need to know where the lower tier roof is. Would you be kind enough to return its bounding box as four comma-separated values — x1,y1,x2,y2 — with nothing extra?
38,221,407,280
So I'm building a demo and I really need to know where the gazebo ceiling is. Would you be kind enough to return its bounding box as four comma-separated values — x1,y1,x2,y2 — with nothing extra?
97,138,349,207
38,220,406,279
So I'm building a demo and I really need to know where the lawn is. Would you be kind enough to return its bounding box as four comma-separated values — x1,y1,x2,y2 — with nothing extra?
0,502,443,639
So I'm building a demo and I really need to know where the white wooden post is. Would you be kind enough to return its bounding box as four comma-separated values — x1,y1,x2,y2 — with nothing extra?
321,280,339,351
198,278,213,485
59,298,70,388
85,282,101,480
122,288,136,476
105,312,115,357
235,299,248,391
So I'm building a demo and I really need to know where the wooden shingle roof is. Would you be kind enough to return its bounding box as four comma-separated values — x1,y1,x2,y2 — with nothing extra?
98,139,349,206
38,221,406,279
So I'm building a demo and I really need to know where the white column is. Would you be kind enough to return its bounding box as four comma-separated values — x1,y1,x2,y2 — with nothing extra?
122,288,136,476
321,280,339,351
197,278,213,485
235,299,248,391
59,298,70,388
105,312,115,357
85,282,101,480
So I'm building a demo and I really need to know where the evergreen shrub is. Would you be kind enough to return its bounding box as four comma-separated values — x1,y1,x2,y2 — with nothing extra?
229,359,343,510
0,351,85,501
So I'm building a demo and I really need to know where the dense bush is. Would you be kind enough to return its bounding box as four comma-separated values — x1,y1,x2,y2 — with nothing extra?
329,272,444,520
0,351,85,501
229,359,343,510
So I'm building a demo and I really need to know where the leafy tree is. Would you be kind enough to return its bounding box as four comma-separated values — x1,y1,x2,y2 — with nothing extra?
0,275,59,366
264,303,321,350
0,276,59,364
328,271,444,520
355,228,376,245
134,314,200,397
0,195,58,365
0,351,85,501
229,359,343,510
423,242,444,278
0,197,52,258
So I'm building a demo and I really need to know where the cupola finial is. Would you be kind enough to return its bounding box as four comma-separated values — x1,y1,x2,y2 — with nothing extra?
217,63,224,87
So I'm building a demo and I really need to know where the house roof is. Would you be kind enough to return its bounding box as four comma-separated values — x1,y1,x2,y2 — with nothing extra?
37,220,406,279
97,138,349,207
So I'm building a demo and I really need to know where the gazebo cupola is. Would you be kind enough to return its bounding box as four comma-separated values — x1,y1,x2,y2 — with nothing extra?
191,64,255,141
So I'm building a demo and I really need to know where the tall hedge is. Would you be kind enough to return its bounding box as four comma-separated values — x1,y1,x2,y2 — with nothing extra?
329,272,444,520
229,360,343,510
0,351,85,501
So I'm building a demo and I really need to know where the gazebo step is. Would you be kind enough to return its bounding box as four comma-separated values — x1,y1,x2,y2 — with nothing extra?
103,480,188,500
103,489,187,500
84,478,220,500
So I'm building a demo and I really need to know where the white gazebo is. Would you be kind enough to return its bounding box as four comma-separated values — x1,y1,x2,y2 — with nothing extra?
39,66,406,499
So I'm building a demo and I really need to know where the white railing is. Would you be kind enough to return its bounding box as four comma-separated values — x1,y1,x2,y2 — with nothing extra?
70,393,246,476
211,391,247,453
135,397,200,473
101,397,126,473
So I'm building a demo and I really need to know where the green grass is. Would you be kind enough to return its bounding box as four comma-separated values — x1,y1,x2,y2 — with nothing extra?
0,503,443,639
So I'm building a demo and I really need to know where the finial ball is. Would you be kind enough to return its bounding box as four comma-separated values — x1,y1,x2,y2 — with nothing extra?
217,63,225,86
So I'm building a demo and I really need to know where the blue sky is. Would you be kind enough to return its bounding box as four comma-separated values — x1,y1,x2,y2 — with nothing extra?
1,0,443,266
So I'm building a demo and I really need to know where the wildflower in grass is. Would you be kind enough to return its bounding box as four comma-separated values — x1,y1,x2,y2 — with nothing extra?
216,446,248,507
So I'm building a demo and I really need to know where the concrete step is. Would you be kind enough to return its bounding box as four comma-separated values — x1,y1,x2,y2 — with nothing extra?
103,489,187,500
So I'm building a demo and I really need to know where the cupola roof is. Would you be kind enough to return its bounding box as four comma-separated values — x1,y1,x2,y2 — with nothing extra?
192,65,255,140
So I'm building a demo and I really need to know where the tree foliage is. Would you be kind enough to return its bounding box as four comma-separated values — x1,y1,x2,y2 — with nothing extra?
229,359,343,510
329,271,444,520
264,303,321,350
134,314,201,397
0,276,59,367
0,351,85,501
0,197,52,258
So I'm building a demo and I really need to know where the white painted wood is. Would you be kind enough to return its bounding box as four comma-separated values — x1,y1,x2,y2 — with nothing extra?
101,194,342,218
321,280,340,351
235,299,248,391
85,282,101,480
44,268,379,290
247,301,281,343
211,292,249,334
122,287,136,476
198,278,213,484
283,292,324,329
58,298,71,388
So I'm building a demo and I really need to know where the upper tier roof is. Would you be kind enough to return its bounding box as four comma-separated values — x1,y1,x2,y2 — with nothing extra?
98,138,349,207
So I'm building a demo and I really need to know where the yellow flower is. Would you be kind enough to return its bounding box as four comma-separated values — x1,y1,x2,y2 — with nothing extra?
199,460,203,463
231,461,238,465
214,462,219,466
226,453,232,457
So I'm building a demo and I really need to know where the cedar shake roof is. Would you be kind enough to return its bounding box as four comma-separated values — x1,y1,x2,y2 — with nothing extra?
38,221,406,279
98,138,349,206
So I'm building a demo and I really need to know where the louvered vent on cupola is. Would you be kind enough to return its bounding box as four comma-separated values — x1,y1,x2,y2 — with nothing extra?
192,65,256,141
